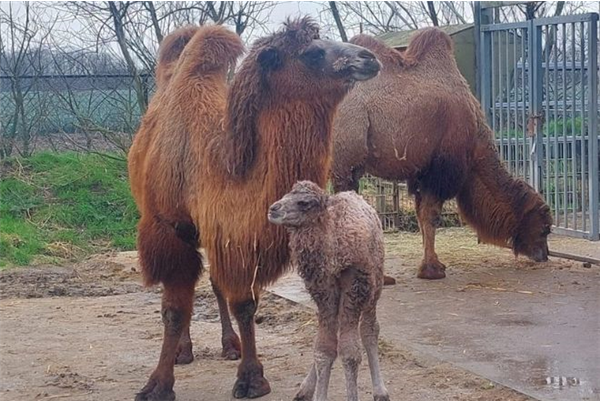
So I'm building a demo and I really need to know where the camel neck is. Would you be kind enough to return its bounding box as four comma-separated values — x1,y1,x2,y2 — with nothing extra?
259,100,336,186
288,215,331,283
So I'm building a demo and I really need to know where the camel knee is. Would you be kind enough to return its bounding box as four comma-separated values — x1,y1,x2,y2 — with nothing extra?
231,299,257,323
314,349,336,373
360,318,380,342
161,307,188,336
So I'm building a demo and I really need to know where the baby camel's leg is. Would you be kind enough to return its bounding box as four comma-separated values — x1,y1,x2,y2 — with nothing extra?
296,286,340,401
338,293,363,400
293,364,316,401
360,305,389,401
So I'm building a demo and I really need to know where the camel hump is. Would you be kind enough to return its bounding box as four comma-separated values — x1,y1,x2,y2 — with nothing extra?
187,25,244,69
350,34,407,67
156,25,243,87
158,26,200,66
404,27,453,62
350,35,388,54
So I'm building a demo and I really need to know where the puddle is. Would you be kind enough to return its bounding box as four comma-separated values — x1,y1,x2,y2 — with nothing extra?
541,376,584,389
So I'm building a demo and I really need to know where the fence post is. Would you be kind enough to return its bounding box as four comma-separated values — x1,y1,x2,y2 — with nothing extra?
392,181,400,229
529,20,544,192
587,14,599,240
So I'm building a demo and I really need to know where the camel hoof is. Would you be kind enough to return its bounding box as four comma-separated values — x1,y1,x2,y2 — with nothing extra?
232,373,271,399
293,391,313,401
135,378,175,401
417,262,446,280
374,392,391,401
222,335,241,361
383,275,396,286
175,344,194,365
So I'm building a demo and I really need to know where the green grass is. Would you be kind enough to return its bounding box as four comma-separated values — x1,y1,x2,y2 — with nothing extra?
0,152,138,267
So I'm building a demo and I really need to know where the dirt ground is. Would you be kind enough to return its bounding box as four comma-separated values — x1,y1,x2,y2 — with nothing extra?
3,227,593,401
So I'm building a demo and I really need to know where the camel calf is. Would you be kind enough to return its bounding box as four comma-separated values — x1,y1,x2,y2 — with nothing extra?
269,181,390,401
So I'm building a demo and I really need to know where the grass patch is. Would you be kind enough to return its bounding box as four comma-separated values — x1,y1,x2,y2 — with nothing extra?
0,152,138,267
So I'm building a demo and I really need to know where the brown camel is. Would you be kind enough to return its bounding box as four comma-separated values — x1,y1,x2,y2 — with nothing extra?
330,29,552,280
268,181,389,401
128,18,380,400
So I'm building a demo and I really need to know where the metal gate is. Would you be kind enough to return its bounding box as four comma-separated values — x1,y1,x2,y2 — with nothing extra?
478,10,599,240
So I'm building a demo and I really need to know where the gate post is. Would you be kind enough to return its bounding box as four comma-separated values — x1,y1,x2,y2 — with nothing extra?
587,14,599,240
529,20,544,192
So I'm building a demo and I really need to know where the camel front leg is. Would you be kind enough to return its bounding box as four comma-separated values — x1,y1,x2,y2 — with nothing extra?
414,191,446,279
230,296,271,399
211,279,241,360
136,281,195,401
175,323,194,364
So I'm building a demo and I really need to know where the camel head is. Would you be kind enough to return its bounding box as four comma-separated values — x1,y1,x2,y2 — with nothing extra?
268,181,328,228
512,202,553,262
252,17,380,98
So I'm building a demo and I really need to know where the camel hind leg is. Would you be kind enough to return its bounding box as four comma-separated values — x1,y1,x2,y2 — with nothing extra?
211,279,241,360
135,215,202,400
360,305,389,401
413,189,446,279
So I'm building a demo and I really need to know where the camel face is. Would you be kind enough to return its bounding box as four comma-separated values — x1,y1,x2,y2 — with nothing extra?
513,205,553,262
253,18,380,99
299,39,381,83
268,181,326,228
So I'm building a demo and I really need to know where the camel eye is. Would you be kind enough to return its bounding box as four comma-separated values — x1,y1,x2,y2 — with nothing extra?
297,200,312,210
302,48,325,66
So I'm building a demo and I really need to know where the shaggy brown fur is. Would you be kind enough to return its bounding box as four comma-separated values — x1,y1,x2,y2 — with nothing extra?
331,29,552,280
128,18,379,400
268,181,389,401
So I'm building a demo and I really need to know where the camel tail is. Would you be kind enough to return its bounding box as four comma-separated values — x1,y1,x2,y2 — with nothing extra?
157,25,244,87
404,27,453,63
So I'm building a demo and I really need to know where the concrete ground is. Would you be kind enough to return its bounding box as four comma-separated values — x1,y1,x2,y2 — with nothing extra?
271,227,600,401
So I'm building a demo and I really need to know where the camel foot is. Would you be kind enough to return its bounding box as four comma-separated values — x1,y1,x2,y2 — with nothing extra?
374,392,391,401
232,366,271,399
293,390,313,401
175,342,194,365
383,275,396,286
417,261,446,280
222,334,241,360
135,377,175,401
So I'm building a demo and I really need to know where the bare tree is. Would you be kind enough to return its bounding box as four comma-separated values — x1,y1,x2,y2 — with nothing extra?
0,3,55,158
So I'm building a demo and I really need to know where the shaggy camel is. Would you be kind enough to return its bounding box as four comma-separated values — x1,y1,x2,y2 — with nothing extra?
269,181,389,401
331,29,552,280
128,18,380,400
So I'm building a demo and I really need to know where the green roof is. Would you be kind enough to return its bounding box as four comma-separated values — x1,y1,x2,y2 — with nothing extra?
378,23,473,48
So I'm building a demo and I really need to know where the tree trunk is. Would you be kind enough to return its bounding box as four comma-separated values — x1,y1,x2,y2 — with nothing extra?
427,1,439,26
329,2,348,42
108,1,147,114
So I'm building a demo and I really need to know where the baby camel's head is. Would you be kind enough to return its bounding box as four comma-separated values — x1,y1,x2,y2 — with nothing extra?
268,181,328,228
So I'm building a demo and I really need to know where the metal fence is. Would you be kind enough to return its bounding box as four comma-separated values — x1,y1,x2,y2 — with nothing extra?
0,73,155,156
357,175,459,232
478,11,599,240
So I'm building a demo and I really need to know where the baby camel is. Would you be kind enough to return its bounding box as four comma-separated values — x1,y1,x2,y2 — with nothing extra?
268,181,389,401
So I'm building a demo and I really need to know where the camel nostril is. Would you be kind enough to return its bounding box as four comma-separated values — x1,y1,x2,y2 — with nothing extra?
270,203,282,212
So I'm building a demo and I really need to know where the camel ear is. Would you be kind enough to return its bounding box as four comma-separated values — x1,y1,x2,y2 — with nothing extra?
257,47,282,72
